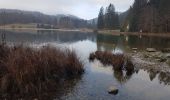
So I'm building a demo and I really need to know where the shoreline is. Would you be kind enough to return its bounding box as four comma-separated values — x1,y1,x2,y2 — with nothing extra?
1,28,170,37
98,30,170,37
0,28,94,33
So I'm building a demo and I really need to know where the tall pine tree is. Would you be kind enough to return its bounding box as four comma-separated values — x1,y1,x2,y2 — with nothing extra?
97,7,104,29
97,4,120,30
129,0,147,32
104,4,120,30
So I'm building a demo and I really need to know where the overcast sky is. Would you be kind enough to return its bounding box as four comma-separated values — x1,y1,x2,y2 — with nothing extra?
0,0,134,19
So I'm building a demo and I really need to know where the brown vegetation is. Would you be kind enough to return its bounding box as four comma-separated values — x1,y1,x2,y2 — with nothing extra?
89,51,134,71
0,45,84,99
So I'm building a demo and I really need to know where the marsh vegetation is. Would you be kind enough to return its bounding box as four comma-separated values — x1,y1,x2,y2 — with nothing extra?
0,44,84,99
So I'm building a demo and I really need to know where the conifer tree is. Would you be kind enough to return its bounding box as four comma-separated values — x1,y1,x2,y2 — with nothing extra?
97,7,104,29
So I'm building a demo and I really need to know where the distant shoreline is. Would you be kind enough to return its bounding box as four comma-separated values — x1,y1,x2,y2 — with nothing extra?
98,30,170,37
0,28,94,33
1,28,170,37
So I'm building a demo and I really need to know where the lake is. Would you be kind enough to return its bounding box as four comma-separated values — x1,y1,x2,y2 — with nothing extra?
1,30,170,100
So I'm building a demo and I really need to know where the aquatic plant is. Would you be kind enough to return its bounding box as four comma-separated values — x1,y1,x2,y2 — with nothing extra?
0,44,84,99
89,51,134,71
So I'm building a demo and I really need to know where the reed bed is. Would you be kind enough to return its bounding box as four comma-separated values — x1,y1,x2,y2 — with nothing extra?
0,44,84,99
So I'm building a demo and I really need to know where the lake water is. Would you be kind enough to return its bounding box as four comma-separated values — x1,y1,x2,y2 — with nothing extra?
1,30,170,100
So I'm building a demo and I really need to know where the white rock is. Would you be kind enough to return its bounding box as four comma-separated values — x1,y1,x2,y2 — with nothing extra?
146,48,156,52
164,53,170,58
108,86,118,95
132,48,138,50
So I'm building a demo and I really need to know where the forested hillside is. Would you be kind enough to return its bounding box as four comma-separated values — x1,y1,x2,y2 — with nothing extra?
121,0,170,33
0,9,91,29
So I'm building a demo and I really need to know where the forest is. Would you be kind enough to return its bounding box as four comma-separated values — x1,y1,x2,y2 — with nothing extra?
0,0,169,33
97,4,120,30
98,0,170,33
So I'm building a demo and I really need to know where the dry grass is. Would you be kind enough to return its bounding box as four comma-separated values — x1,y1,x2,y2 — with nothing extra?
89,51,134,71
0,44,84,98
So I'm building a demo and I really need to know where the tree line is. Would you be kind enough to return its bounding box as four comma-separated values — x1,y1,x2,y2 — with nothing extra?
121,0,170,33
98,0,170,33
97,4,120,30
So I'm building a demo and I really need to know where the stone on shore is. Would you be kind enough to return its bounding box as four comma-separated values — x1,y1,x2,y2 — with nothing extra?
162,48,170,53
108,86,118,95
132,48,138,50
146,48,156,52
165,53,170,58
166,58,170,65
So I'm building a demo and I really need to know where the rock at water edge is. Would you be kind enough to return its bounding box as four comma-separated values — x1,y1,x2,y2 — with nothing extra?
108,86,119,95
146,48,156,52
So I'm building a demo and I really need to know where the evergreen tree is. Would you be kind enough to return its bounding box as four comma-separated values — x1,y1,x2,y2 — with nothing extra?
114,13,120,29
129,0,147,32
122,0,170,33
97,7,104,29
104,4,120,30
158,0,170,32
97,4,120,30
104,7,109,29
150,0,160,8
108,4,115,29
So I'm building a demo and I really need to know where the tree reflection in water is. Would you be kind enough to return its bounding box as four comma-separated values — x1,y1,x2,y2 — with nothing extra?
158,72,170,85
145,69,170,86
113,68,134,84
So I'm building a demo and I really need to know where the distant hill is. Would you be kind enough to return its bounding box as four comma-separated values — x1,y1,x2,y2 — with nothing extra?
0,9,92,29
87,18,98,29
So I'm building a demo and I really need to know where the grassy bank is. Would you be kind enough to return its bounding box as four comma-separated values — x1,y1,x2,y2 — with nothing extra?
0,23,94,33
0,45,84,99
98,30,121,35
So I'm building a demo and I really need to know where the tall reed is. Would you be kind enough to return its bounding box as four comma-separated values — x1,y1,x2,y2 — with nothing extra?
0,45,84,98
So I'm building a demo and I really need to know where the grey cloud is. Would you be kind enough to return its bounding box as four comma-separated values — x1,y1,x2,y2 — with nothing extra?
0,0,134,19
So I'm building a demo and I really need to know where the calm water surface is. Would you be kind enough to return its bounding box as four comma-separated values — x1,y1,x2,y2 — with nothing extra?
1,30,170,100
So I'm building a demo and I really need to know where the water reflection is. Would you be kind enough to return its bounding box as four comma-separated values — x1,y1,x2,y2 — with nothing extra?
0,30,97,44
96,34,126,53
92,59,170,86
97,34,118,51
114,67,170,85
127,35,170,50
97,34,170,53
90,58,135,84
1,30,170,100
54,76,83,100
147,69,159,81
1,30,170,52
113,69,134,84
147,69,170,85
